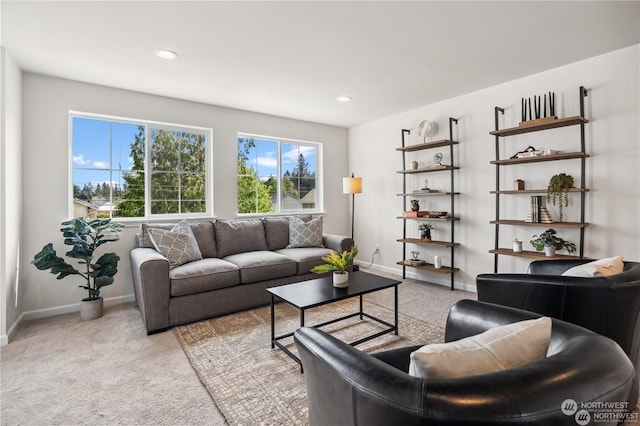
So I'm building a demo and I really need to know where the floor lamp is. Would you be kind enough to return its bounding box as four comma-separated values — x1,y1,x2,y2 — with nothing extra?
342,173,362,241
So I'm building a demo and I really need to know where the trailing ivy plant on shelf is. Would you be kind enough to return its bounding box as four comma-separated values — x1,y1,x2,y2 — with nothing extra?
530,228,576,257
547,173,574,222
32,218,124,320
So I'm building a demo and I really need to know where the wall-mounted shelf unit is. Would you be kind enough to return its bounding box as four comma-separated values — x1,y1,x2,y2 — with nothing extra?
490,86,589,272
396,117,459,290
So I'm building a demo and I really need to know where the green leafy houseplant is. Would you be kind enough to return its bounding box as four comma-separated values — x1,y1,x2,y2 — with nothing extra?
530,229,576,255
418,222,433,240
311,246,359,274
547,173,574,221
32,218,124,301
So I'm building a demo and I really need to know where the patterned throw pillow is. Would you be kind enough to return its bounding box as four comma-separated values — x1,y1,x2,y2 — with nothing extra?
148,223,203,269
287,216,324,248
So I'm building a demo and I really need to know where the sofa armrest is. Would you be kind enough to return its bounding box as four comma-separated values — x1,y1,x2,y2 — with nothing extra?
322,234,354,253
130,247,171,334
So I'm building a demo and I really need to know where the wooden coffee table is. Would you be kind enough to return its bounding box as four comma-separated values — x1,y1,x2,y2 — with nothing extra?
266,271,401,370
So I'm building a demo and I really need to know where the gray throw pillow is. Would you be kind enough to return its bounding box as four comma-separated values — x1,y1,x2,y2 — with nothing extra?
148,223,203,269
287,216,324,248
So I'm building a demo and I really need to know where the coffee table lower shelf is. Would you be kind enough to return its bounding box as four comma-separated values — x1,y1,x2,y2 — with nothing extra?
271,302,397,371
267,272,400,372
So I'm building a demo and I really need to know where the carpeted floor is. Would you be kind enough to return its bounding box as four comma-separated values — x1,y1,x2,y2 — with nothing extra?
0,273,472,425
174,299,446,425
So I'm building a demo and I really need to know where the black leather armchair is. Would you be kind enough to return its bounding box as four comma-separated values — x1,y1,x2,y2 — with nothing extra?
476,259,640,397
294,300,637,426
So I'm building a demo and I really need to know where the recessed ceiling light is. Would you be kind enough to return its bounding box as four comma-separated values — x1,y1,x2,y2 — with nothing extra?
336,96,352,103
155,49,179,60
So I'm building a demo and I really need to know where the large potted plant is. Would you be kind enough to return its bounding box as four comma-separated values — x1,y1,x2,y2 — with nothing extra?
311,246,358,288
530,228,576,257
32,218,124,320
547,173,574,221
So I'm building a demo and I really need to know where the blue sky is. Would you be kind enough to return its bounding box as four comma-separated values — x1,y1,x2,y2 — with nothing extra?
72,117,138,190
243,138,317,179
73,117,317,193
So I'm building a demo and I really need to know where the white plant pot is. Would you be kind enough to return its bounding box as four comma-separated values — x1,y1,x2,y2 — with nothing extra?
544,246,556,257
333,271,349,288
81,297,104,321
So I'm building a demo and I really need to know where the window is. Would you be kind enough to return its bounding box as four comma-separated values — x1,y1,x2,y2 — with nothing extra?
237,134,321,214
71,113,211,219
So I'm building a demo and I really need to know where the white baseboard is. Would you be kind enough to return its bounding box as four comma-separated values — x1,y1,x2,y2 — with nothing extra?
1,294,136,346
355,261,477,293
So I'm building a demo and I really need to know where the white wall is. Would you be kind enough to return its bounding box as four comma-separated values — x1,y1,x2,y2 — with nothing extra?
19,74,349,318
0,48,23,344
349,45,640,291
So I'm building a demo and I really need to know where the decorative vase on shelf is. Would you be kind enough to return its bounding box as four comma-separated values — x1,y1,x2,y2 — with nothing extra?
333,271,349,288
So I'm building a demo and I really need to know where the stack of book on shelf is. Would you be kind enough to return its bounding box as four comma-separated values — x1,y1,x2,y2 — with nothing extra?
525,196,553,223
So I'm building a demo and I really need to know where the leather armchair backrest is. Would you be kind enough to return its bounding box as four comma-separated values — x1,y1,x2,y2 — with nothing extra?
294,300,637,425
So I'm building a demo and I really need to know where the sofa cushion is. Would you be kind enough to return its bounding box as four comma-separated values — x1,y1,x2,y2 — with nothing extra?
263,215,312,250
561,256,624,277
188,220,217,258
223,251,297,283
139,221,216,258
139,223,175,248
409,316,551,379
169,258,240,297
276,247,336,274
148,227,203,269
215,219,268,257
287,216,324,248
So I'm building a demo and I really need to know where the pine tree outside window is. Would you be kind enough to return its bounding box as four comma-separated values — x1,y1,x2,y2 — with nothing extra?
71,113,212,219
237,134,321,215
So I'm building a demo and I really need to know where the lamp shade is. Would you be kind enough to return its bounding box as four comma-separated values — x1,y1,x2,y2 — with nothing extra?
343,176,362,194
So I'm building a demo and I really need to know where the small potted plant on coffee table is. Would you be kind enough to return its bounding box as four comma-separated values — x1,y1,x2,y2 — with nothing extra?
311,246,358,288
530,228,576,257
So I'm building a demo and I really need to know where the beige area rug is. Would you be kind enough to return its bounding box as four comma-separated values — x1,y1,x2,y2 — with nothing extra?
174,299,444,426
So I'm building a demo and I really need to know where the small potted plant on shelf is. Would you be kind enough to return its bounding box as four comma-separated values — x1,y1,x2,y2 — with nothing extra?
530,228,576,257
547,173,574,222
311,246,358,288
32,218,124,320
418,223,434,241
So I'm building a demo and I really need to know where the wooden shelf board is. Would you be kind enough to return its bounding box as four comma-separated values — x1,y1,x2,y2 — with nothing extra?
398,216,458,222
396,139,458,152
490,220,587,228
396,261,458,274
490,152,589,165
397,165,458,174
490,116,588,137
489,248,581,260
490,188,588,195
397,238,459,248
397,192,458,196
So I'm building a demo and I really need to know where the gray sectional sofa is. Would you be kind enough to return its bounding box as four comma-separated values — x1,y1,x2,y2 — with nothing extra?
130,216,353,334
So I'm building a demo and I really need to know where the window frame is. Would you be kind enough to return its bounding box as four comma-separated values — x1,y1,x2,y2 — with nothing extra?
237,132,323,216
69,111,214,221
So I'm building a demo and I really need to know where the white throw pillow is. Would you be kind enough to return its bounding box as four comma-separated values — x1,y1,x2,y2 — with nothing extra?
409,316,551,379
561,256,624,277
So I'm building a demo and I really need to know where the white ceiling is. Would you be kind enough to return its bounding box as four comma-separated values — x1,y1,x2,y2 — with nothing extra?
2,1,639,128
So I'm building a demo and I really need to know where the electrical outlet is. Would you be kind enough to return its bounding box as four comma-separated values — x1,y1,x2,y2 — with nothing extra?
374,244,380,255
